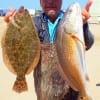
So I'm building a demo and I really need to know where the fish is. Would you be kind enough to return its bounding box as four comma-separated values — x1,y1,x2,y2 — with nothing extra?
1,7,40,93
55,2,91,100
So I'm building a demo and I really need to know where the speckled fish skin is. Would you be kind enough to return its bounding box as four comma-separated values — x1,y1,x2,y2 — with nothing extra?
2,8,40,93
56,2,90,100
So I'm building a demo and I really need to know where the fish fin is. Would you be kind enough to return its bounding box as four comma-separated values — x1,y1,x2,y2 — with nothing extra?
3,52,16,74
71,34,86,50
1,32,16,74
26,15,40,74
13,79,28,93
85,74,90,81
26,42,40,74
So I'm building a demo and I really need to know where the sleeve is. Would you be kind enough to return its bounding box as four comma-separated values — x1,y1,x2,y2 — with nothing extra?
32,16,40,33
83,22,94,50
32,16,44,42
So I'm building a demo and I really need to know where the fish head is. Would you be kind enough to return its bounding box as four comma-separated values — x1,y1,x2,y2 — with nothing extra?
11,8,30,28
62,2,83,40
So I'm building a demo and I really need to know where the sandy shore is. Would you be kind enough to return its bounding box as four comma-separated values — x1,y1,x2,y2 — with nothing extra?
85,23,100,100
0,17,100,100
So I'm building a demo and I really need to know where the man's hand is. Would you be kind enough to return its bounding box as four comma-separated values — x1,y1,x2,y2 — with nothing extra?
4,7,15,23
4,6,25,23
82,0,93,24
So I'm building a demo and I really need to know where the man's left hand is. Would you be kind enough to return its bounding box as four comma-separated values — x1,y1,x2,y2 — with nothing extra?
82,0,93,24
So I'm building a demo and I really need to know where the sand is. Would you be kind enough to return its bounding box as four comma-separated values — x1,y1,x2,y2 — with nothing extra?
0,17,100,100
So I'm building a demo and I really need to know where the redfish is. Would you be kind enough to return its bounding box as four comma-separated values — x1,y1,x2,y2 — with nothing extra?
56,2,90,100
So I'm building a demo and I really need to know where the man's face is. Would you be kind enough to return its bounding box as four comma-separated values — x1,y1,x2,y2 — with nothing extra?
40,0,62,17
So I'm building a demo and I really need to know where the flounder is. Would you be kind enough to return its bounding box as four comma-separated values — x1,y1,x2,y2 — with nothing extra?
1,7,40,93
56,2,91,100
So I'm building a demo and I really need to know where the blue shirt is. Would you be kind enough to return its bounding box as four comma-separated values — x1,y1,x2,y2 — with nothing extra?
48,11,63,43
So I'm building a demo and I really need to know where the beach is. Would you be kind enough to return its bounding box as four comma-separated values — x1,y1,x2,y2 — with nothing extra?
0,17,100,100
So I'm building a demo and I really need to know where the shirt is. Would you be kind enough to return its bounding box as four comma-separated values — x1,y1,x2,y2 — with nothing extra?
47,11,64,43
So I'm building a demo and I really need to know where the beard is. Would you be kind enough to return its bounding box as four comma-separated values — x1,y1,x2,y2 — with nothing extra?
47,10,57,17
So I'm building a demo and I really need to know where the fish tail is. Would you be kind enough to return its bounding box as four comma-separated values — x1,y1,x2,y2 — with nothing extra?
13,78,28,93
78,96,92,100
78,89,92,100
78,96,88,100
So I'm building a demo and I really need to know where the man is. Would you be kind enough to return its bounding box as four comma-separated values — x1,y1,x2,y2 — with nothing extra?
33,0,94,100
4,0,94,99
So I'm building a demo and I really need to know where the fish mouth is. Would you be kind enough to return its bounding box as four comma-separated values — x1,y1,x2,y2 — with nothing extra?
18,6,27,13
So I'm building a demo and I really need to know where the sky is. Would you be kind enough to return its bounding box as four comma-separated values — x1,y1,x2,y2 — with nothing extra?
0,0,88,10
89,0,100,16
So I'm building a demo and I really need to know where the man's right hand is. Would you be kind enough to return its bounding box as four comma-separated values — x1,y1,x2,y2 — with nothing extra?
4,7,15,23
4,6,25,23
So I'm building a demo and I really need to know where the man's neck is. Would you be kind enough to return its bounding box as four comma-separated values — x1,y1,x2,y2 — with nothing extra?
48,16,58,23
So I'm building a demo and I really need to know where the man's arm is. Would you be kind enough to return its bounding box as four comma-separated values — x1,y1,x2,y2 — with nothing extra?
81,0,94,50
83,23,94,50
